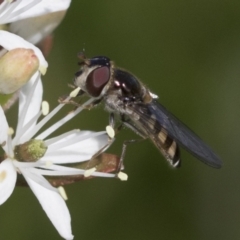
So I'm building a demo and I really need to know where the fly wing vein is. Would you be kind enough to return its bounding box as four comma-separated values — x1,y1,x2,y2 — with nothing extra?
127,100,222,168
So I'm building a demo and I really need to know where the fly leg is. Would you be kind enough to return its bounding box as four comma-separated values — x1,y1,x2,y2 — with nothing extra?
89,112,118,161
117,139,144,173
58,95,81,107
59,89,102,110
58,88,86,106
116,115,147,174
85,113,119,171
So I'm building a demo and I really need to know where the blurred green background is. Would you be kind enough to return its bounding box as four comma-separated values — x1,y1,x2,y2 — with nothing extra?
2,0,240,239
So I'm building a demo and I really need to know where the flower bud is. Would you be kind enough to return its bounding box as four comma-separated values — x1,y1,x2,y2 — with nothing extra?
0,48,39,94
14,139,47,162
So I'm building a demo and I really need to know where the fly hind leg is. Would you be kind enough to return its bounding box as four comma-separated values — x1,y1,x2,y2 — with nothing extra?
116,114,147,174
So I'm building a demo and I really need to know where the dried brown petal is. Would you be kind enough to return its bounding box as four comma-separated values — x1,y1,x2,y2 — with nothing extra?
16,153,120,187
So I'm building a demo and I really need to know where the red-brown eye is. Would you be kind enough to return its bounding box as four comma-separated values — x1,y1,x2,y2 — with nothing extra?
86,66,110,97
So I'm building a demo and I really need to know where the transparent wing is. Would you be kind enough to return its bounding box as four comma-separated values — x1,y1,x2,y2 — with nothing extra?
127,100,222,168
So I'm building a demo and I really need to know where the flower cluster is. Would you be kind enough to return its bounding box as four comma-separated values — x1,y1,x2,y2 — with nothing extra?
0,1,121,239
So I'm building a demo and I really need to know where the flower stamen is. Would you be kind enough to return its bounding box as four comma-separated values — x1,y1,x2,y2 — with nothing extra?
70,87,81,98
58,186,68,201
117,171,128,181
106,125,115,139
7,127,14,136
36,97,95,140
41,101,49,116
84,167,96,177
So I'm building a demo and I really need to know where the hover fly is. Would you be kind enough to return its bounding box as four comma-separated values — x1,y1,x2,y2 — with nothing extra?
73,54,222,168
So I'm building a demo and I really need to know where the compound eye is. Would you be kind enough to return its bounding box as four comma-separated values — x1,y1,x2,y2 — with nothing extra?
86,66,110,97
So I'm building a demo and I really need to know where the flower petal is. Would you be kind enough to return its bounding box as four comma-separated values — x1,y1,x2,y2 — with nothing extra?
19,73,43,127
0,30,48,74
0,159,17,205
42,132,110,164
1,0,71,23
9,11,67,45
24,174,73,240
0,106,9,153
0,0,42,24
13,74,43,146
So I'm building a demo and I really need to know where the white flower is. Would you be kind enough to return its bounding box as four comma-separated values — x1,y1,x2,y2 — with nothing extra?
0,0,72,44
0,30,47,95
0,0,71,23
0,2,117,238
0,30,47,73
0,74,115,239
0,0,71,94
